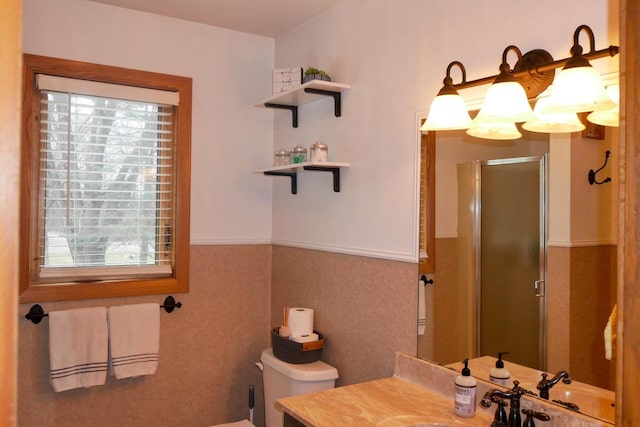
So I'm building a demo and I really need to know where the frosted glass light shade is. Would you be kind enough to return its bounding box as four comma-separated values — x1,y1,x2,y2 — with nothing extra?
466,121,522,140
543,66,615,114
587,84,620,127
474,81,536,124
587,108,619,127
605,84,620,104
421,94,473,131
523,97,586,133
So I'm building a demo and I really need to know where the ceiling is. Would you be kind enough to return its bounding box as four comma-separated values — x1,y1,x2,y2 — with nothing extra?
86,0,344,38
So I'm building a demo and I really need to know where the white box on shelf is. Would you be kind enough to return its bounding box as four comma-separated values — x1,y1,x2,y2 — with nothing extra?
272,67,302,95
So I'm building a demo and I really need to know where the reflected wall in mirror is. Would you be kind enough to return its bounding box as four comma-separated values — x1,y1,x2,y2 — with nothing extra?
417,125,618,394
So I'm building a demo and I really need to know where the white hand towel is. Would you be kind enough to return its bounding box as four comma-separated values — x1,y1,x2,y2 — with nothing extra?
108,303,160,379
604,304,617,360
49,307,108,392
418,277,426,335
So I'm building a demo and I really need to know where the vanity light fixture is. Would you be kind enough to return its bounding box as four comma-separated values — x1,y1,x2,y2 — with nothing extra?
587,84,620,127
422,24,619,138
420,61,473,131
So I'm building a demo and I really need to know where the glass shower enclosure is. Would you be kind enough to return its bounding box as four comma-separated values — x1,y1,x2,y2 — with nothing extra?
458,156,547,370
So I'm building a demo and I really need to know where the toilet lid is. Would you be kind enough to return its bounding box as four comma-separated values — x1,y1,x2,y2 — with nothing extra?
260,348,339,381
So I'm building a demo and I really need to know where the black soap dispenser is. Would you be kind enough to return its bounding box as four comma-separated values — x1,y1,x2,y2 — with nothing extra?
490,352,511,386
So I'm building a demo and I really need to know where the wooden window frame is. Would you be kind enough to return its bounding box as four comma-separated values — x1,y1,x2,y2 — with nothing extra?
19,54,192,303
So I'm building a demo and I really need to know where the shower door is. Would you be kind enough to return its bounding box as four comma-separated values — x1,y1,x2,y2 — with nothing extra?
475,156,546,371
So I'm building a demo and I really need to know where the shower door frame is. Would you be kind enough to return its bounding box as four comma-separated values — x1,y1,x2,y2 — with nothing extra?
472,155,548,371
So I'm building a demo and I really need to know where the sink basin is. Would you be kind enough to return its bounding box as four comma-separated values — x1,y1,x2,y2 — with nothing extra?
375,415,461,427
548,388,615,422
403,424,457,427
519,383,615,423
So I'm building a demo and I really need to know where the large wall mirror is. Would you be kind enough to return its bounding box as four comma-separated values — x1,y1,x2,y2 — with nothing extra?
416,118,618,424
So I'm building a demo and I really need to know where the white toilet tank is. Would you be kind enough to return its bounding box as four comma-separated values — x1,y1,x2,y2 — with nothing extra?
260,348,338,427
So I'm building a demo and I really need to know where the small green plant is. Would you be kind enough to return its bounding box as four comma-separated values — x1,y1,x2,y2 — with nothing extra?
304,67,327,76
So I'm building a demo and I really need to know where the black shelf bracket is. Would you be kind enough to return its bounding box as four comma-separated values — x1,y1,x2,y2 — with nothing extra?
264,170,298,194
303,166,342,192
264,102,298,128
303,88,342,117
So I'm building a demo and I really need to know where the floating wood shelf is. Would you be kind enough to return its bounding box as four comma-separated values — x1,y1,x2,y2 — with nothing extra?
256,81,351,128
256,161,351,194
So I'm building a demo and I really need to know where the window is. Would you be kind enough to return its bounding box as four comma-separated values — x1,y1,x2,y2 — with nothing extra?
419,125,435,274
20,54,192,302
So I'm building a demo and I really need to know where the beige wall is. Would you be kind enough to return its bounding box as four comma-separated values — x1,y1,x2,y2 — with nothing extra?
548,245,617,389
270,246,417,387
18,245,419,426
430,239,460,365
18,246,272,427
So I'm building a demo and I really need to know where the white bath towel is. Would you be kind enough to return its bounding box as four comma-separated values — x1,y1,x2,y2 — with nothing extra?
418,277,426,335
49,307,108,392
108,303,160,379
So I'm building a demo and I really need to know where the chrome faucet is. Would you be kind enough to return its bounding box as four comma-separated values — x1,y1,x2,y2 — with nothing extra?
536,371,572,399
481,380,528,427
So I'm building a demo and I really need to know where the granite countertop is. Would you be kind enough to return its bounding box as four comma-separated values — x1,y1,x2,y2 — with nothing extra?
276,376,493,427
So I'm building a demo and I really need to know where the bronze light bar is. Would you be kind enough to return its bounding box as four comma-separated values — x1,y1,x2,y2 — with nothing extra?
423,24,620,135
448,25,619,99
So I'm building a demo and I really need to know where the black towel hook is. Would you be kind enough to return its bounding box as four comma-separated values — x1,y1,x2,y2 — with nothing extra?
420,274,434,285
588,150,612,185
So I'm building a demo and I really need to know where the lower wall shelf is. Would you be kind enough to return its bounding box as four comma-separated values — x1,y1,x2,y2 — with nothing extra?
256,161,351,194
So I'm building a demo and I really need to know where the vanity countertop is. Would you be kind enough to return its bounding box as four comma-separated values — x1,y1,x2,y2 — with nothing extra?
277,353,612,427
276,375,493,427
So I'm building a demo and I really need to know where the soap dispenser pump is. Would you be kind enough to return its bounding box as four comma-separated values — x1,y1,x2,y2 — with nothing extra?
490,352,511,387
454,359,477,417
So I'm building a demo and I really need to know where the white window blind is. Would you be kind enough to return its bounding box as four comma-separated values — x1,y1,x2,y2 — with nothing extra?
37,76,177,282
419,138,428,262
37,74,180,105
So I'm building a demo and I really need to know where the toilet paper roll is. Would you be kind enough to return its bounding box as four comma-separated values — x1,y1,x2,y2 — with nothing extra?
287,307,314,336
290,333,319,343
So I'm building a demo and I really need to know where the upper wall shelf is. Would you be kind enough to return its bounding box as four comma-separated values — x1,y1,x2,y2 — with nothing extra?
256,81,351,128
255,161,351,194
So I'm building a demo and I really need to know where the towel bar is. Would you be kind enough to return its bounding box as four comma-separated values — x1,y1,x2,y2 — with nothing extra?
24,295,183,324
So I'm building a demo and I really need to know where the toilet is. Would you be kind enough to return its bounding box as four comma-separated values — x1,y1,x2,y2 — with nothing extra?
210,348,338,427
259,348,339,427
